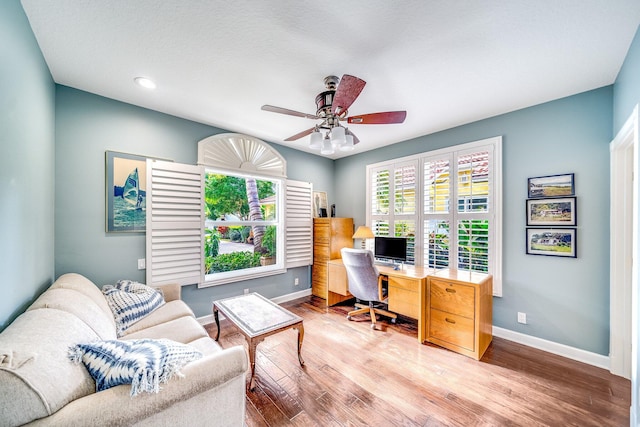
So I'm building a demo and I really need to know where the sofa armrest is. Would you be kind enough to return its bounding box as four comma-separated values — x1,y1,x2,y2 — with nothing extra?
27,345,247,426
153,283,181,302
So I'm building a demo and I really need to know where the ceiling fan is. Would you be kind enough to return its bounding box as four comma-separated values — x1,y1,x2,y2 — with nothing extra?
261,74,407,154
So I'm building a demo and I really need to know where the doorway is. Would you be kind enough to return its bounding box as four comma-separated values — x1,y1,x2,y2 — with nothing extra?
609,105,637,381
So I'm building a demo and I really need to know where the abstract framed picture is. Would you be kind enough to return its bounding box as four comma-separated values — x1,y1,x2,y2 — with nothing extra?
526,228,576,258
105,151,149,233
526,197,576,226
527,173,574,198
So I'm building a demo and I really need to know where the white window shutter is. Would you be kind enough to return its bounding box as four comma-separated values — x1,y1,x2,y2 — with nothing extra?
146,160,205,286
285,180,313,268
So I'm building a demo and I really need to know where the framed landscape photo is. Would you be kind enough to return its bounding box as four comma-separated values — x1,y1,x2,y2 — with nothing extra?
526,228,576,258
105,151,149,233
527,173,574,198
526,197,576,226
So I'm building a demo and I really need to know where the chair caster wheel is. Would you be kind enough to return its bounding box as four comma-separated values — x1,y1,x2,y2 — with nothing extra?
391,318,397,324
347,315,352,321
370,324,376,330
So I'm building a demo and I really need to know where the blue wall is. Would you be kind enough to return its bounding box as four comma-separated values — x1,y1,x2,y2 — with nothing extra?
54,86,331,317
0,0,56,330
3,0,638,359
336,87,613,355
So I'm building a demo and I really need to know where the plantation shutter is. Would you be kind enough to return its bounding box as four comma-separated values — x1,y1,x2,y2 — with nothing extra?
423,155,453,269
285,180,313,268
146,160,205,286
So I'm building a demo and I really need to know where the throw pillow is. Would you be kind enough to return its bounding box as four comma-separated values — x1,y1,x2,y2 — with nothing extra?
103,280,165,337
69,338,203,396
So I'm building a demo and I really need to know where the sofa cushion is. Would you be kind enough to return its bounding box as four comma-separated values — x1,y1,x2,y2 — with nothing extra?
69,339,203,396
50,273,116,330
121,300,195,336
0,309,99,426
27,288,117,340
103,280,165,337
123,315,209,343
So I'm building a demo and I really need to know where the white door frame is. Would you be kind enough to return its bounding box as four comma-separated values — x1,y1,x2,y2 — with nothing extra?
610,105,637,380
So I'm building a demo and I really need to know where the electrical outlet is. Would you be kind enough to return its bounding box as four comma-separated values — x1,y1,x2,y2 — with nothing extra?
137,258,146,270
244,288,249,295
294,277,299,286
517,312,527,324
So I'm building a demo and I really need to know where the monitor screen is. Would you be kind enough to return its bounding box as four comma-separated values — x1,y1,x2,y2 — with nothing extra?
374,236,407,262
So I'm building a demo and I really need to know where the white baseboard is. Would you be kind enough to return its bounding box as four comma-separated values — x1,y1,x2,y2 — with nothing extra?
492,326,610,370
197,288,312,326
197,291,610,372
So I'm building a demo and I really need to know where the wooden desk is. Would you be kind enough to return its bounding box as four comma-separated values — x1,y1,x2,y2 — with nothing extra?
326,259,433,342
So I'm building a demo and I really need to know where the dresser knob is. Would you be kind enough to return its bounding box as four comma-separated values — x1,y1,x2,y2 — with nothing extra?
445,288,456,293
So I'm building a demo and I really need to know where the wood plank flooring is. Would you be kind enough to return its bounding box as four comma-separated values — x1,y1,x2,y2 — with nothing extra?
205,296,630,426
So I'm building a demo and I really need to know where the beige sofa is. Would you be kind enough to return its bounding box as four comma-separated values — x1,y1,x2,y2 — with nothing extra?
0,273,247,426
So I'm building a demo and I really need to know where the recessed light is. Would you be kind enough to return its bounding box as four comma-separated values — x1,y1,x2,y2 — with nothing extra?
134,77,156,89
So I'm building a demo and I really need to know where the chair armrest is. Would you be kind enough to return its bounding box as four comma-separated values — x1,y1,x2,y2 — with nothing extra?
153,283,181,302
29,345,248,426
378,274,388,301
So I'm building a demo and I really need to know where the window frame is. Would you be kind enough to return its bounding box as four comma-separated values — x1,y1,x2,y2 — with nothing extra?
201,168,286,287
366,136,503,296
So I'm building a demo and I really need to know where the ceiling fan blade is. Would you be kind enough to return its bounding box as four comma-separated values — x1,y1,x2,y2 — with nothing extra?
347,111,407,125
284,127,316,141
262,105,318,120
331,75,366,115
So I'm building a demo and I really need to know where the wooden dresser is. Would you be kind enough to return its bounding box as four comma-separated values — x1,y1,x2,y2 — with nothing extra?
426,269,493,360
312,217,353,299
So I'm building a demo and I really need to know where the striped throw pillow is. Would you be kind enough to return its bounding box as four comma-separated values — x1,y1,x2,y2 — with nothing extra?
69,338,202,396
103,280,165,337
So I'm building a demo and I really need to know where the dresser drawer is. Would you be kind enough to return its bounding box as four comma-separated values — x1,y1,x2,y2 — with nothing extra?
429,309,474,351
313,225,330,244
429,278,475,318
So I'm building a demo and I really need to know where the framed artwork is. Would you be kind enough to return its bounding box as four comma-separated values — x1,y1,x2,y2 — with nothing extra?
527,173,574,198
526,197,576,226
313,191,328,218
526,228,576,258
105,151,151,232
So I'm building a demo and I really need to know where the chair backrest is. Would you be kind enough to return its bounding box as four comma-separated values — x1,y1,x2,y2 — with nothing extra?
340,248,381,302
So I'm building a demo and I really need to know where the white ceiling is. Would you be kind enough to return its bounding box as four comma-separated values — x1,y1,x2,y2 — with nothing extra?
20,1,640,159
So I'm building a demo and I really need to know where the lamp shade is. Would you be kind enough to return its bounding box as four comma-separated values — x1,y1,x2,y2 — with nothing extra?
320,136,334,155
309,130,322,149
330,126,346,147
352,226,374,239
339,133,355,151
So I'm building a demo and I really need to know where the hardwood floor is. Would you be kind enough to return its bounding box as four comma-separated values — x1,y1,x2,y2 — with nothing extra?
205,296,630,426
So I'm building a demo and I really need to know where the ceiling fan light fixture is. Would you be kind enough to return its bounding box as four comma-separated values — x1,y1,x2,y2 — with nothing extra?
330,126,346,147
309,129,323,149
320,135,334,155
340,133,355,151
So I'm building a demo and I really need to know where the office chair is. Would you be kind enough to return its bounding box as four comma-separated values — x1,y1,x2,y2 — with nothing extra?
340,248,397,329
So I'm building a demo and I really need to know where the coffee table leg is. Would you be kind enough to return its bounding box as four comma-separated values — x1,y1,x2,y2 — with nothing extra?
213,306,220,341
248,339,260,391
296,323,305,366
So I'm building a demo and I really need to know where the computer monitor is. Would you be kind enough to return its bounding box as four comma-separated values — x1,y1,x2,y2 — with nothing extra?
374,236,407,263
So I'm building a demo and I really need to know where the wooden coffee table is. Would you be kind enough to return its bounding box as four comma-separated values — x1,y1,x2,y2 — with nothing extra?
213,292,304,390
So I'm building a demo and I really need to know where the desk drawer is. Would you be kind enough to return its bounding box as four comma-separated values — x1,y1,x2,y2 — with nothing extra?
388,276,419,292
388,287,419,319
429,309,474,351
429,279,475,318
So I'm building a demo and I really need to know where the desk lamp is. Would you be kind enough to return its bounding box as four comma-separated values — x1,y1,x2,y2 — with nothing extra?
352,226,374,250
